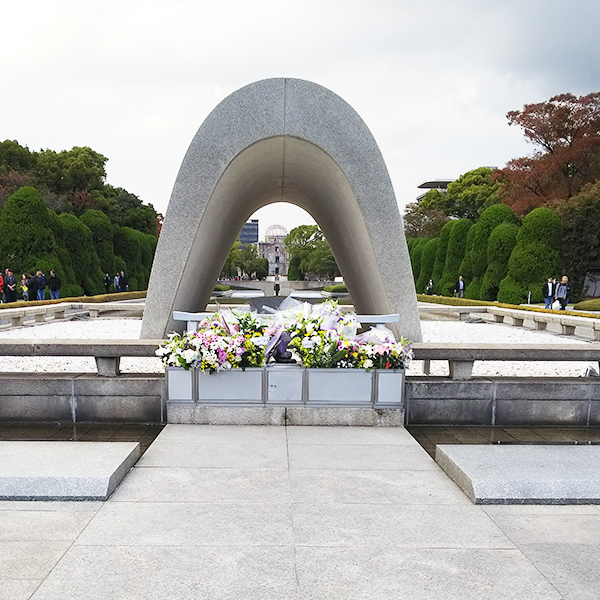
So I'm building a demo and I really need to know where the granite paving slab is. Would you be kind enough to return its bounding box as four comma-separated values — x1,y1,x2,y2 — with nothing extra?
110,467,291,503
288,443,439,471
436,444,600,504
292,503,513,548
517,543,600,600
30,545,296,600
75,501,294,547
290,469,470,505
295,547,562,600
0,442,140,500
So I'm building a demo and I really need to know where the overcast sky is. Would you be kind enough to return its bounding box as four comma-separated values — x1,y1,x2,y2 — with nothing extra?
2,0,599,239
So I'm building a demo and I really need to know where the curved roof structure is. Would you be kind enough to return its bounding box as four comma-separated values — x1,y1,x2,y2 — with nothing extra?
141,78,421,341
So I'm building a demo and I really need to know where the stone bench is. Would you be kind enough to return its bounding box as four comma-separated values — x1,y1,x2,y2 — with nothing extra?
413,342,600,380
0,339,162,377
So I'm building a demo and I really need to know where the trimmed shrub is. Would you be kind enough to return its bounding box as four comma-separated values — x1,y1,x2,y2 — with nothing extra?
0,186,62,278
480,223,519,301
574,299,600,311
438,219,473,295
408,237,429,285
323,284,348,293
113,226,157,290
498,207,561,304
214,284,231,292
80,209,116,275
461,204,518,299
0,290,146,309
415,293,600,319
458,224,477,289
432,221,455,285
58,213,104,295
416,238,439,293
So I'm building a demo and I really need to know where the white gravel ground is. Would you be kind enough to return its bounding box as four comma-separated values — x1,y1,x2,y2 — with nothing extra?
0,318,595,377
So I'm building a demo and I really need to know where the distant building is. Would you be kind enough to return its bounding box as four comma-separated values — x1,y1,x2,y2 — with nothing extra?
259,224,289,277
416,179,455,203
237,219,259,244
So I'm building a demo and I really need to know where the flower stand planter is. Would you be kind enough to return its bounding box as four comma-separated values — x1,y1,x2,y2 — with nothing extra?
166,367,405,408
166,367,195,403
374,369,404,407
266,365,304,405
197,368,264,404
306,368,373,406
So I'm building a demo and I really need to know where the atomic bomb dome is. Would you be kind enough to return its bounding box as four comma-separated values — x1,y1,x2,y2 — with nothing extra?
264,224,287,242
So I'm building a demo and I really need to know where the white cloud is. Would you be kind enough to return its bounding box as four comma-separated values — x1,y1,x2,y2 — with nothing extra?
2,0,598,235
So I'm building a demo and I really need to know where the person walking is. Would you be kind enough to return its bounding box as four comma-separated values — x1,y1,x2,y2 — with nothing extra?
37,271,47,301
113,272,120,293
103,273,112,294
119,271,128,293
27,273,39,301
453,275,466,298
4,270,17,303
542,277,555,309
426,279,435,295
20,274,29,301
555,276,570,310
48,270,61,300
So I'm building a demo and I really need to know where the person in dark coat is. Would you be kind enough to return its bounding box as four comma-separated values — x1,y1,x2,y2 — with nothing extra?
36,270,47,301
103,273,112,294
119,271,128,293
27,273,39,301
542,277,555,309
452,275,466,298
48,270,61,300
4,270,17,303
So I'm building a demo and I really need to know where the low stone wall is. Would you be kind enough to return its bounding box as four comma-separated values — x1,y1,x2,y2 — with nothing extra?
406,377,600,427
0,374,164,423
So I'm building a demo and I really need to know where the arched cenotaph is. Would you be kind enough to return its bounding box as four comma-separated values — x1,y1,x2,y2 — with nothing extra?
141,78,422,342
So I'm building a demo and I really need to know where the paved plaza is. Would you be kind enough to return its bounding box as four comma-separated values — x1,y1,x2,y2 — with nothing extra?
1,425,600,599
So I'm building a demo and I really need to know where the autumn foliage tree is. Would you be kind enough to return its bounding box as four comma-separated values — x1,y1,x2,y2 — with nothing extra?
497,93,600,215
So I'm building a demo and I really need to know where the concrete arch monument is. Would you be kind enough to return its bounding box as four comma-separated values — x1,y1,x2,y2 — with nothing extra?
141,78,422,342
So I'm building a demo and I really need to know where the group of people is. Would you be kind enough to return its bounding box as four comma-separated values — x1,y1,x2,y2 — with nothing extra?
0,269,61,303
425,276,466,298
543,276,570,310
103,271,129,295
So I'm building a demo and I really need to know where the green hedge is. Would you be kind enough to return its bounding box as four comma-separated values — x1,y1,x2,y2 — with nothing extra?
323,284,348,293
432,221,454,285
0,290,147,309
113,226,157,290
416,238,439,293
213,284,231,292
573,299,600,311
58,213,104,295
416,293,600,320
438,219,473,295
410,238,430,285
80,209,116,275
480,222,519,301
498,207,561,304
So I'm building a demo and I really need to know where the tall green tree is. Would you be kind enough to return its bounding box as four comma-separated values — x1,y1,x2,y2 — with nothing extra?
418,168,502,221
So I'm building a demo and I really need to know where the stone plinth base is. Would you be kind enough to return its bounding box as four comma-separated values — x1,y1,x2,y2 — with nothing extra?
0,441,140,500
436,444,600,504
167,404,405,426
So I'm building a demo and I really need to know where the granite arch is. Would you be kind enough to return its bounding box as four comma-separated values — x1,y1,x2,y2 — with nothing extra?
141,78,421,341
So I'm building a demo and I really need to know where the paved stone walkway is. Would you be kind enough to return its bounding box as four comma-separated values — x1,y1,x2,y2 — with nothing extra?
1,425,599,599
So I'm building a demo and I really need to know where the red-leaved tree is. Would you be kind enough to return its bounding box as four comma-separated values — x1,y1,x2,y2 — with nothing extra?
497,92,600,215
